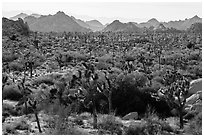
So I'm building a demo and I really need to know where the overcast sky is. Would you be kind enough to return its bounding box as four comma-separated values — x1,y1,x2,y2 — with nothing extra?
2,1,202,24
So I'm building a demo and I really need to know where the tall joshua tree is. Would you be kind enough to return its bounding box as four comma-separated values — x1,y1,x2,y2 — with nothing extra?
159,73,190,129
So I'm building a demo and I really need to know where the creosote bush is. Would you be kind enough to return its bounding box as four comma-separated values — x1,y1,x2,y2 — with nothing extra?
98,114,123,135
125,114,174,135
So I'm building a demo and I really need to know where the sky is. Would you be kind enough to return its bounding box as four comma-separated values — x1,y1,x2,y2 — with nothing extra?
2,0,202,25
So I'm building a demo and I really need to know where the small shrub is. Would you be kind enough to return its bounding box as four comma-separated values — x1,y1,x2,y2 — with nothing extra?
185,112,202,135
32,76,54,86
47,115,84,135
74,116,84,125
125,123,146,135
8,62,24,72
98,114,123,135
124,111,174,135
4,124,16,134
2,53,18,62
3,85,23,101
2,103,19,116
14,119,30,130
143,114,174,135
79,112,92,120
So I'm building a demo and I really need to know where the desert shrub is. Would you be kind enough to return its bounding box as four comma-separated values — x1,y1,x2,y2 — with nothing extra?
125,112,173,135
2,103,19,116
32,76,54,86
112,78,147,116
97,54,112,63
125,123,146,135
184,112,202,135
143,115,173,135
8,62,24,72
3,85,23,101
46,104,85,135
187,64,202,78
73,116,84,125
3,118,30,135
95,61,111,70
2,53,18,62
152,76,164,84
14,119,30,130
151,81,164,90
187,52,201,61
4,124,17,134
79,112,92,119
98,114,123,135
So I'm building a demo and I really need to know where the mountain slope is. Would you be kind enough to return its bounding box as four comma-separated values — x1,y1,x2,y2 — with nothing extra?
136,15,201,30
103,20,142,33
187,22,202,33
138,18,160,28
30,13,41,18
86,20,104,31
163,15,202,30
26,11,91,32
71,16,90,29
10,13,28,21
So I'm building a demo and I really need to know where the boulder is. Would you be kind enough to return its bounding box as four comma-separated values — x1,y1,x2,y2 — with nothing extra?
187,78,202,97
122,112,138,120
184,90,202,120
185,90,202,112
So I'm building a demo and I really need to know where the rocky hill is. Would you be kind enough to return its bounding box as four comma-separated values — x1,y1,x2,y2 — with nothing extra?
86,20,104,32
103,20,143,33
187,22,202,34
24,11,91,32
9,13,28,21
2,17,30,36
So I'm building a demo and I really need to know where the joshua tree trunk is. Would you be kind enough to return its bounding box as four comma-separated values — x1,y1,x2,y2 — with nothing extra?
25,101,28,115
158,56,161,70
30,66,33,78
142,63,147,74
179,108,184,129
108,91,112,114
92,101,97,129
34,111,42,133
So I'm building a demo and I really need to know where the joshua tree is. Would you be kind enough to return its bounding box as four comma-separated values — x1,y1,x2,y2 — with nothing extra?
33,32,40,50
55,54,64,69
102,71,118,114
82,62,99,129
25,60,34,78
28,99,42,133
159,73,190,129
137,52,154,86
17,79,33,115
2,73,8,91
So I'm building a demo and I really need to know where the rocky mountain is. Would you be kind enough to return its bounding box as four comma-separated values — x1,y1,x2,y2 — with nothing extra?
135,15,201,30
70,17,104,32
163,15,202,30
71,16,90,29
2,17,30,36
9,13,28,21
30,13,41,18
138,18,160,28
10,12,201,32
24,11,91,32
103,20,143,33
187,22,202,34
154,23,167,31
24,16,38,25
86,20,104,31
